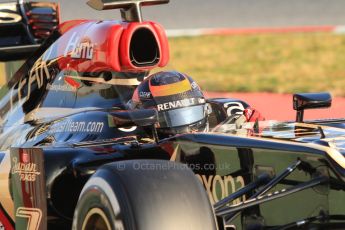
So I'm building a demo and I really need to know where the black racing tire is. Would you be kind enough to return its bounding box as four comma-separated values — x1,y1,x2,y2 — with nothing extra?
72,160,217,230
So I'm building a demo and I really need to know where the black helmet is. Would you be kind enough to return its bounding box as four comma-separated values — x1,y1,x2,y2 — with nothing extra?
131,71,209,137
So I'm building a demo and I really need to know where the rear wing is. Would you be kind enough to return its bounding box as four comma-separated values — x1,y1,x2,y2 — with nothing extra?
0,1,60,61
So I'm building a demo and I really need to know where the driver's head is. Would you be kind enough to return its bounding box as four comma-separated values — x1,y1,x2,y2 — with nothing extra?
131,71,209,138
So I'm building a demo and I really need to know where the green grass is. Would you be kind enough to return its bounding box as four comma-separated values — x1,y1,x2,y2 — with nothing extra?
160,33,345,96
0,63,5,86
2,33,345,96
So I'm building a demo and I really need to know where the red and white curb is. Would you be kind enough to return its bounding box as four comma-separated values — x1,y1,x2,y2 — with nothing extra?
166,25,345,37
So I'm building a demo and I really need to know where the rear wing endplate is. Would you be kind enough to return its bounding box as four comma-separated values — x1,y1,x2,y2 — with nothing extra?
0,1,60,61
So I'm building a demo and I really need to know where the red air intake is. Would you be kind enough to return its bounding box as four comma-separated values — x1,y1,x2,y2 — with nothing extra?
56,20,169,72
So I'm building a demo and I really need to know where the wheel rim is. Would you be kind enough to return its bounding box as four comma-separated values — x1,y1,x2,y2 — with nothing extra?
82,208,112,230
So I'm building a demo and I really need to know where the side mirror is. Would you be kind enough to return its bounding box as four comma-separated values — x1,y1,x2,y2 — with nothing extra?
109,109,158,127
110,109,159,143
293,92,332,122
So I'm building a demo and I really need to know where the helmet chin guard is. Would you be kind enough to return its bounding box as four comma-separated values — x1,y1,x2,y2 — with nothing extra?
87,0,170,22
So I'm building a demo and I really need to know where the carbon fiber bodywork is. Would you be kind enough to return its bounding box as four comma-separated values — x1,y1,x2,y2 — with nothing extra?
0,1,344,229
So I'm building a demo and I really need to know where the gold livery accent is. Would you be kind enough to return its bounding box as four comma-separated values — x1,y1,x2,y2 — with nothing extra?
11,157,41,182
16,207,42,230
65,75,142,86
11,57,53,111
150,78,191,97
196,174,246,204
0,152,14,220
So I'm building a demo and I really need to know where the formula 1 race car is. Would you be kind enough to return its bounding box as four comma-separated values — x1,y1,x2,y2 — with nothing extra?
0,0,345,229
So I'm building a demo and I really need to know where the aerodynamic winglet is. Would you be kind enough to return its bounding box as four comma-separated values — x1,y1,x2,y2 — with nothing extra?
87,0,169,22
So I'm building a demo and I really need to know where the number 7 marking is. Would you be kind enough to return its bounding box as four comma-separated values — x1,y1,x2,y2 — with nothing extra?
16,208,42,230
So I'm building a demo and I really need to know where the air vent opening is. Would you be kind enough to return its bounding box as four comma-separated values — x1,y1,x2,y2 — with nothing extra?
129,28,160,67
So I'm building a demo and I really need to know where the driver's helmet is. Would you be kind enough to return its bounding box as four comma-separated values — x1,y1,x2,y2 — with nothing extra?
131,71,209,137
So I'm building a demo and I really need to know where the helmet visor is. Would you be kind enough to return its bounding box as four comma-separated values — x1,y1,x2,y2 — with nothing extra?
158,105,206,128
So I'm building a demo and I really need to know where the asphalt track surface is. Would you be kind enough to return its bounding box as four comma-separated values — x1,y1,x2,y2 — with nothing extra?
56,0,345,29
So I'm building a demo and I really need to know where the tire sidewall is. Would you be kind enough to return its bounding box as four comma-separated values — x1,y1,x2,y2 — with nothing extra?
73,160,217,230
72,171,127,230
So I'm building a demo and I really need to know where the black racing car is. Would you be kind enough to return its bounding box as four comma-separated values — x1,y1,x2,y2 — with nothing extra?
0,0,344,229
